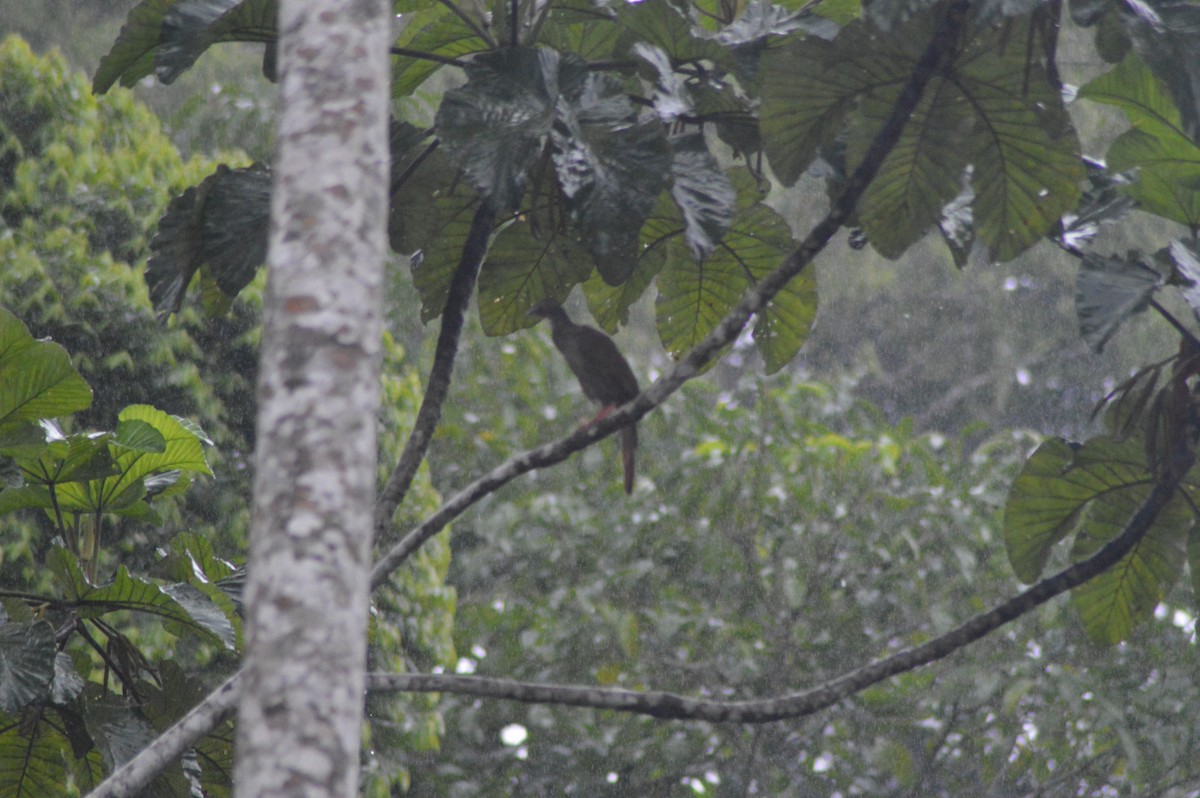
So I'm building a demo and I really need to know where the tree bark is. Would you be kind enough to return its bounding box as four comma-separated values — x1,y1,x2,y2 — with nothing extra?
233,2,391,796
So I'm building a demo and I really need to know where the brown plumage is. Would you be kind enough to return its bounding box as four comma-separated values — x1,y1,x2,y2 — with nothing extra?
528,300,639,494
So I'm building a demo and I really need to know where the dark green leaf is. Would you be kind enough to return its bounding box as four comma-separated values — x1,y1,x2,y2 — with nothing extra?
1075,254,1161,352
478,222,593,336
407,188,485,323
92,0,175,93
48,549,229,648
1121,0,1200,145
668,133,736,260
0,308,92,425
146,164,271,319
1079,54,1200,226
49,654,84,706
81,688,157,772
0,709,74,798
436,47,562,213
552,71,670,284
0,622,55,712
156,0,246,85
392,5,490,98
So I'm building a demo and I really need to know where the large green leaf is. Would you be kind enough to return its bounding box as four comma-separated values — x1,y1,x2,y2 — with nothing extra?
1069,480,1189,645
1074,253,1161,352
551,71,671,284
657,170,810,372
48,548,233,649
0,308,92,427
393,5,490,98
1080,54,1200,227
435,47,562,213
1004,436,1194,643
407,188,487,323
52,405,210,517
0,622,55,713
1120,0,1200,146
146,164,271,319
92,0,176,92
762,15,1083,262
478,221,593,336
0,709,74,798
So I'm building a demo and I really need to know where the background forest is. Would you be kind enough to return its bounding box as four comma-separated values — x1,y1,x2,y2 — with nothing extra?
1,0,1199,796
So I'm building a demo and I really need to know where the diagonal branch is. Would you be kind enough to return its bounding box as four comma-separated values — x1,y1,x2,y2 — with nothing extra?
369,466,1190,721
370,0,973,587
373,201,496,544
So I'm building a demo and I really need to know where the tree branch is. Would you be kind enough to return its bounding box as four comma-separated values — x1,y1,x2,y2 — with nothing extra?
368,467,1190,721
373,201,496,543
86,673,241,798
370,0,973,587
389,47,468,68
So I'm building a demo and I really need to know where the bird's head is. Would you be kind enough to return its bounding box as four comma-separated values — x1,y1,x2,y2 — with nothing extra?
527,299,562,320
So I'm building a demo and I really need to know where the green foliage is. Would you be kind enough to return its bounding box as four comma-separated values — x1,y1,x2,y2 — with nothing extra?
1,35,457,795
423,346,1200,794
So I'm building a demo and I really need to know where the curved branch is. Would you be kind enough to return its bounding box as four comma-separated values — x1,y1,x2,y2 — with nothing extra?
368,469,1189,721
389,47,468,68
373,201,496,543
370,0,974,587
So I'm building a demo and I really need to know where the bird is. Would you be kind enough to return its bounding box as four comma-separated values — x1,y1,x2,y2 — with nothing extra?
527,300,640,494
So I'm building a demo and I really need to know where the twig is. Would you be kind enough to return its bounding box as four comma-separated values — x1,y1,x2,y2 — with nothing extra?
389,47,468,68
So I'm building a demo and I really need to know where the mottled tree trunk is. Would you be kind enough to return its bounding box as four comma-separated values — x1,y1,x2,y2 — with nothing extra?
233,1,391,796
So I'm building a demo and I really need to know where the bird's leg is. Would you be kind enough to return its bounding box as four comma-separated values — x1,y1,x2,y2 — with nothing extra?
578,404,617,429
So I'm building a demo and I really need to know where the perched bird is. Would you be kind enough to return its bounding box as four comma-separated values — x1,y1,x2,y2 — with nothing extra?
528,300,640,494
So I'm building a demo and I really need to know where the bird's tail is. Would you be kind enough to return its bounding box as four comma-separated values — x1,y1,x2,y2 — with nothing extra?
621,424,637,495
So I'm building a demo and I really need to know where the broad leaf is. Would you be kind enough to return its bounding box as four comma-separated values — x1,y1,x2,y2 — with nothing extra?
93,0,177,92
669,132,736,261
1075,253,1161,352
1079,54,1200,226
392,5,491,98
0,622,55,712
48,549,233,649
478,221,593,336
763,15,1083,261
53,406,211,517
436,47,562,213
657,170,810,372
1070,478,1189,644
407,187,487,323
1120,0,1200,146
156,0,252,84
146,164,271,319
0,308,92,425
551,72,671,284
81,688,158,772
1004,436,1193,643
0,710,75,798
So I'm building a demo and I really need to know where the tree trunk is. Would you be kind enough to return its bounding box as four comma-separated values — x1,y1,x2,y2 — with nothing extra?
233,1,391,796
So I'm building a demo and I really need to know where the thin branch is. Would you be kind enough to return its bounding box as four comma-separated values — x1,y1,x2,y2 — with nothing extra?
389,47,469,68
370,0,974,588
391,139,440,197
438,0,496,49
1150,298,1200,349
369,467,1190,722
373,201,496,544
